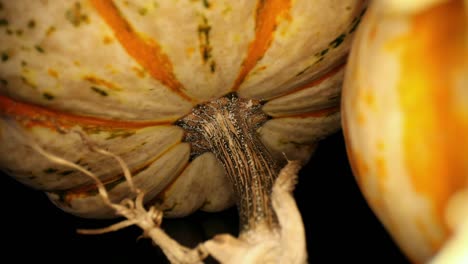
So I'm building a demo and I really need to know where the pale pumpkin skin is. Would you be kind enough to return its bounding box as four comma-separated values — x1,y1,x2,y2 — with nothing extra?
0,0,367,220
342,0,467,263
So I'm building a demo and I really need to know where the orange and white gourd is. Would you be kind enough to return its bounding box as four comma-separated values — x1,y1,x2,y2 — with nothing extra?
0,0,366,222
342,0,467,263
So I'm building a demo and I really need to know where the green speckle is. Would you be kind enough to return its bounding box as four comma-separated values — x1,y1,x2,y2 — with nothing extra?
91,86,108,96
65,2,89,27
198,19,212,61
60,170,74,176
21,60,27,66
43,92,54,100
5,28,12,35
316,48,329,57
330,33,346,48
105,130,135,140
43,168,58,174
35,45,45,53
1,52,8,62
138,7,148,16
197,15,216,70
222,6,232,15
202,0,210,8
20,76,37,89
46,26,56,36
51,190,71,206
320,48,329,56
349,8,366,34
163,203,177,213
0,79,7,86
296,65,312,77
201,200,211,208
28,19,36,28
210,61,216,73
0,18,7,26
16,29,23,36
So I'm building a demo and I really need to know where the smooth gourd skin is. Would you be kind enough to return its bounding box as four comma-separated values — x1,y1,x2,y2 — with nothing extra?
342,0,467,263
0,1,367,218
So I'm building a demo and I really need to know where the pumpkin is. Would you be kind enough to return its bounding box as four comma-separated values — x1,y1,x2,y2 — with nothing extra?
0,0,368,254
342,0,468,263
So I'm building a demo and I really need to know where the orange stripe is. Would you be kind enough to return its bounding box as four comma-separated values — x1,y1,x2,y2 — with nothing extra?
231,0,291,91
396,0,466,246
0,95,171,129
89,0,193,102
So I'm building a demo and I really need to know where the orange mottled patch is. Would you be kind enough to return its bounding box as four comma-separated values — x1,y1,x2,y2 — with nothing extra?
90,0,193,102
415,217,445,252
369,22,378,42
186,47,195,58
354,89,376,125
363,90,376,109
131,66,146,78
375,156,387,180
231,0,292,90
356,110,366,125
102,35,114,44
394,0,466,242
48,68,59,78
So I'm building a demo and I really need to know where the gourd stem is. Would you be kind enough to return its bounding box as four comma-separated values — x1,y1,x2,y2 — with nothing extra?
177,94,281,233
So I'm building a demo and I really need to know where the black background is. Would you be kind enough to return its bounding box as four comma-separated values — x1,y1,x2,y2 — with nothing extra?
1,131,410,263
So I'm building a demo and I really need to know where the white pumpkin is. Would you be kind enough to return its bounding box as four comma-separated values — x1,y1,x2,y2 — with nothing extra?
342,0,467,263
0,0,367,233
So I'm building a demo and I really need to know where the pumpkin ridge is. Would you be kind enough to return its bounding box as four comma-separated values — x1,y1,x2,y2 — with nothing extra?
143,160,192,210
274,105,340,119
89,0,195,103
0,95,174,129
50,141,184,204
231,0,292,91
267,61,346,102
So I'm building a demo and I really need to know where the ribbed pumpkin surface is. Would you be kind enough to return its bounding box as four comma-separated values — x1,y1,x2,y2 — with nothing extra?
0,0,367,218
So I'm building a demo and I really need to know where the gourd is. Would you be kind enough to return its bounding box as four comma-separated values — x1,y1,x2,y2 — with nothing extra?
0,0,367,262
342,0,468,263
